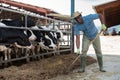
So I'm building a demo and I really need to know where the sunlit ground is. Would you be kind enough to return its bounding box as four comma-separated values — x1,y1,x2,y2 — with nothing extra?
74,35,120,56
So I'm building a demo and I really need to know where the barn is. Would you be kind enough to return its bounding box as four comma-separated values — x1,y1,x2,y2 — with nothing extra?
1,0,120,80
94,0,120,35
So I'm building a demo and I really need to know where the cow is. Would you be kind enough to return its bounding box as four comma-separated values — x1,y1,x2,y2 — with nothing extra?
0,16,36,48
0,16,36,63
47,23,64,50
48,23,64,42
27,26,57,50
24,25,59,58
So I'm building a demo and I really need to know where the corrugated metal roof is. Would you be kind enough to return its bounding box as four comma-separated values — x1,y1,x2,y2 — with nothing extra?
0,0,57,16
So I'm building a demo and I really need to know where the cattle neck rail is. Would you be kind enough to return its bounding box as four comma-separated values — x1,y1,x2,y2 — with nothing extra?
0,25,71,34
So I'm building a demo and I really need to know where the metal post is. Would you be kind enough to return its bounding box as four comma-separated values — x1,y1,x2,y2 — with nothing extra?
71,0,75,53
71,0,75,17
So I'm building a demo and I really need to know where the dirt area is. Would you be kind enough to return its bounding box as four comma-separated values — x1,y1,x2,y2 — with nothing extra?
0,53,96,80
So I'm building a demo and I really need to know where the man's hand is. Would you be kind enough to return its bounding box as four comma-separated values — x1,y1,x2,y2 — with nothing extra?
76,48,80,55
101,24,107,31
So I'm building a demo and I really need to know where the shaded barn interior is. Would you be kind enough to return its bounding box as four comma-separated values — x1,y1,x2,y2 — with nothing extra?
0,9,21,19
94,0,120,28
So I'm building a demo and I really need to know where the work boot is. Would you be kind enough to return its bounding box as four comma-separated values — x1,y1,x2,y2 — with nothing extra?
97,57,106,72
100,69,106,72
78,56,86,73
78,68,85,73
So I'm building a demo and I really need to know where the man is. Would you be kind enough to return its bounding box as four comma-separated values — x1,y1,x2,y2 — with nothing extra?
73,11,106,73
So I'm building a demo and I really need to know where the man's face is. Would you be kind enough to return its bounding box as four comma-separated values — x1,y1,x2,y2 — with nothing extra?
75,15,84,24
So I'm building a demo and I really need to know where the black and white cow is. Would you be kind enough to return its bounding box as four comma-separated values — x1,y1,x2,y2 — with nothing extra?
22,25,58,59
0,16,36,61
48,23,64,42
27,26,57,50
47,23,64,50
0,16,36,48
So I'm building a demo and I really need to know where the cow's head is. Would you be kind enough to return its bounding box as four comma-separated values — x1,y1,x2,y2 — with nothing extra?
56,30,64,42
7,36,32,49
14,38,33,49
24,30,37,41
42,34,57,50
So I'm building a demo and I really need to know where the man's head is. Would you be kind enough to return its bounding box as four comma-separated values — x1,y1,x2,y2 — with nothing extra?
73,11,82,18
73,11,84,24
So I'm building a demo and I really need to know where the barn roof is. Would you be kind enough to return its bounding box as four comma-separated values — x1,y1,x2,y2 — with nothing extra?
93,0,120,28
0,0,61,20
0,0,58,15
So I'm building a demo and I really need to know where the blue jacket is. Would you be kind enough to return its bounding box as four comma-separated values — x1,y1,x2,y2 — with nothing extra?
74,14,99,40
